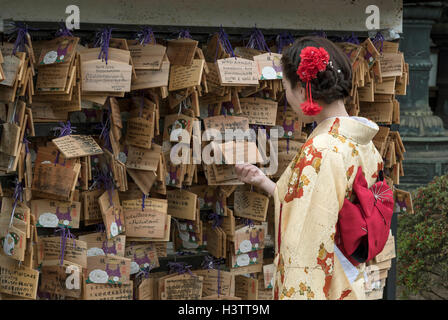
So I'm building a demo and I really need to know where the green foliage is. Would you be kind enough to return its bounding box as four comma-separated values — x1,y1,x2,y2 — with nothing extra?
397,175,448,299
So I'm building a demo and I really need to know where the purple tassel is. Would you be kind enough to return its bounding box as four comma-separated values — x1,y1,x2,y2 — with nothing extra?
137,26,156,45
105,174,114,206
94,27,113,65
215,26,235,61
178,29,192,39
54,121,75,165
94,170,115,206
23,135,30,154
10,22,35,55
246,26,270,52
8,179,23,228
135,262,156,279
244,218,254,228
98,120,112,152
55,226,76,266
95,107,112,152
167,261,194,276
55,21,74,37
54,121,75,138
345,32,360,45
208,212,222,229
201,256,225,270
95,223,106,233
276,32,294,54
364,31,384,61
201,255,216,269
373,31,385,54
201,256,225,297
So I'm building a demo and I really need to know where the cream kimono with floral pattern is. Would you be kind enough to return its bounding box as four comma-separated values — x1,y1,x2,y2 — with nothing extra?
273,117,383,300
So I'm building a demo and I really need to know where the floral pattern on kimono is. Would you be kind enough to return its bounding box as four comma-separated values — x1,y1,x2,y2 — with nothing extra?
348,142,359,157
284,139,323,203
346,165,355,180
273,117,384,300
280,282,315,300
371,162,384,179
338,289,352,300
316,243,335,299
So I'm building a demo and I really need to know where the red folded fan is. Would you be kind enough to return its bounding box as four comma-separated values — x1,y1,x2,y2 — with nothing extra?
335,166,394,266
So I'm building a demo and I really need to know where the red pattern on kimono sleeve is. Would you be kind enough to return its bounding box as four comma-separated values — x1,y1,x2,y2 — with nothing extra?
284,139,323,203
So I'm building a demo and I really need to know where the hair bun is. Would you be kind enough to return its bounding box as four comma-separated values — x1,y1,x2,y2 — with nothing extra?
316,68,338,90
280,36,353,106
310,65,351,104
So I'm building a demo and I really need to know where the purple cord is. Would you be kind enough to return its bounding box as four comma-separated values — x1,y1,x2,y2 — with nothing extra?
23,135,30,154
138,26,156,45
105,174,114,206
95,106,112,152
215,26,235,61
276,32,294,54
136,262,156,279
94,27,113,65
11,22,32,55
373,31,385,54
345,32,360,45
8,180,23,227
167,261,194,276
142,193,146,211
246,26,270,52
55,226,76,266
95,223,106,233
208,212,222,229
94,170,115,206
55,21,74,37
54,121,75,165
54,121,75,138
201,256,225,297
178,29,192,39
364,31,384,61
244,218,254,228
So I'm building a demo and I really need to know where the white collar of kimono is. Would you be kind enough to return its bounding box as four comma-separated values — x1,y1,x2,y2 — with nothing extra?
308,116,379,145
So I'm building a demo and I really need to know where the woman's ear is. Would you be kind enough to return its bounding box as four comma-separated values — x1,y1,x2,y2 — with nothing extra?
292,82,305,102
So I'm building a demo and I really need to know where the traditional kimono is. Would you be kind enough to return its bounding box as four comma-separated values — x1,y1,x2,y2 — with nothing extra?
273,116,383,300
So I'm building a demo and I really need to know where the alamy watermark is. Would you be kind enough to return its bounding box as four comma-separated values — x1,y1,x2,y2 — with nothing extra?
65,5,80,31
365,5,380,30
169,127,280,176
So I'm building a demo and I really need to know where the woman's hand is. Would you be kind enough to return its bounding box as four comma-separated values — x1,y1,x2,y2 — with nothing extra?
235,164,276,196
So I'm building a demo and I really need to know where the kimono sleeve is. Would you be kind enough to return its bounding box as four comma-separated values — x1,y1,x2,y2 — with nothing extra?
276,148,348,300
273,158,294,254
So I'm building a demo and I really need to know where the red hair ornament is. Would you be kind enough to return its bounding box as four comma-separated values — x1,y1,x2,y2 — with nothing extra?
296,46,330,116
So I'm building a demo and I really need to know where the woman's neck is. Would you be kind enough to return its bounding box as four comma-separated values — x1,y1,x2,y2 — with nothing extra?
313,99,349,125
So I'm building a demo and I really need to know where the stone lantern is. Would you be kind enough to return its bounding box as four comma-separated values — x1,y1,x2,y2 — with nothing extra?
399,1,448,190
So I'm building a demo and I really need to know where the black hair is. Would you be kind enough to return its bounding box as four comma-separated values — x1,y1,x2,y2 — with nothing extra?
281,36,352,104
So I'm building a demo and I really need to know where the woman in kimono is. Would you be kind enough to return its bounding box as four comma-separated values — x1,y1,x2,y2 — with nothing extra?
235,36,383,300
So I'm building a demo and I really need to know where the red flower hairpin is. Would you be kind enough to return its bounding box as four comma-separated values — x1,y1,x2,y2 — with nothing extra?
296,46,330,116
